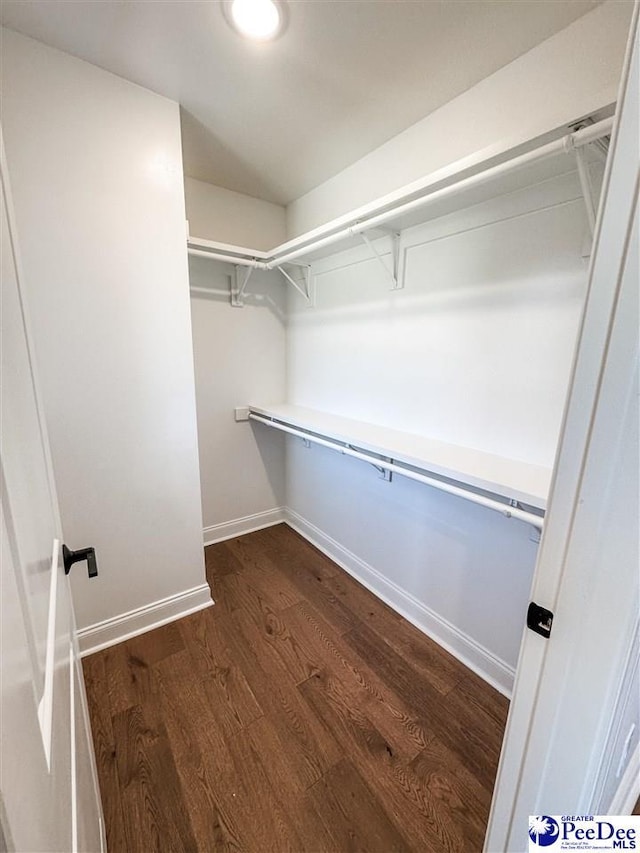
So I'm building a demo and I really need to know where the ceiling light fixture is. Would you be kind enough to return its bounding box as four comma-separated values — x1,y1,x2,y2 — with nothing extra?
225,0,284,42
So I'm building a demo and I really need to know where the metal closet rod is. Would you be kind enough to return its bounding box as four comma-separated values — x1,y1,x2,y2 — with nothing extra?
249,413,544,530
188,116,613,271
188,247,271,270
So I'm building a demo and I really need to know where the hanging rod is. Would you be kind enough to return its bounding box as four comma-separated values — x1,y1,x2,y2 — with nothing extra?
272,116,614,266
188,247,270,270
249,413,544,530
187,116,613,271
189,285,220,296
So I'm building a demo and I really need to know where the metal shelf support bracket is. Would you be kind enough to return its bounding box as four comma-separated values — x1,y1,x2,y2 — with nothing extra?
277,263,314,305
564,120,607,239
342,443,393,482
574,146,597,237
359,231,402,290
374,457,394,482
231,265,254,307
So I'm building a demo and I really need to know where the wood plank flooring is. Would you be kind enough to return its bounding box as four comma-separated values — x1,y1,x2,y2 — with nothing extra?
83,523,509,852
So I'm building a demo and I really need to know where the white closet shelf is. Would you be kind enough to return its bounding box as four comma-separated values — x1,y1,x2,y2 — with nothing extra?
188,235,271,261
188,114,613,274
248,404,551,521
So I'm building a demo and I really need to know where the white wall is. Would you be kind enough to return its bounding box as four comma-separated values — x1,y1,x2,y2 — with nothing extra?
287,0,631,237
288,174,589,467
189,259,287,541
284,170,591,691
185,177,286,250
1,29,207,633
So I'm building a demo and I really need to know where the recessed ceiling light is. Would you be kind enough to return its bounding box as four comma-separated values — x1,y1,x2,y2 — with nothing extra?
224,0,284,42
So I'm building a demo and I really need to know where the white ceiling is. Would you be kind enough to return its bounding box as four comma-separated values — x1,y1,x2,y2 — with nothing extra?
1,0,602,205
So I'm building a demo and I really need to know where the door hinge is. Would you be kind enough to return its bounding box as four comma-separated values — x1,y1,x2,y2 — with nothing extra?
527,601,554,638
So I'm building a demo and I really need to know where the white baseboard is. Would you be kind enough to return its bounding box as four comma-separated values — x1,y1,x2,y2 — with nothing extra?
77,583,214,657
284,508,515,697
609,743,640,814
203,507,286,546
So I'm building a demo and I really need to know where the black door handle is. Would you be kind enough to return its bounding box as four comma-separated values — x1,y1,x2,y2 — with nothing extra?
63,544,98,579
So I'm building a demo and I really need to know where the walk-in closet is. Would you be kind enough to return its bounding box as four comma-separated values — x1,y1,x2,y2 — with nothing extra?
1,2,638,851
188,116,609,694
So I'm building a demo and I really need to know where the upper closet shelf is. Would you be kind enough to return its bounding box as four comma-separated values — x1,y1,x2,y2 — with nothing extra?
248,404,551,527
188,115,613,281
188,235,270,263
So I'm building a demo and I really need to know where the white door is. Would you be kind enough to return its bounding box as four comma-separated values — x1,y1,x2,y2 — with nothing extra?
485,11,639,851
0,135,105,852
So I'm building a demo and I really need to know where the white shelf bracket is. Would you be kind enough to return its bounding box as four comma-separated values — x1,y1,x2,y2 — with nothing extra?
574,146,597,238
342,443,393,482
277,264,313,305
359,231,402,290
566,121,603,240
373,457,393,482
231,265,254,307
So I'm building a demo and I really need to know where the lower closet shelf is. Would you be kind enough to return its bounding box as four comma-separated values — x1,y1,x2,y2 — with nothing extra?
248,403,550,527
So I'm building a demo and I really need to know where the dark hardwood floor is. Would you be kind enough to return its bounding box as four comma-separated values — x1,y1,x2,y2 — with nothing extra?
83,523,509,852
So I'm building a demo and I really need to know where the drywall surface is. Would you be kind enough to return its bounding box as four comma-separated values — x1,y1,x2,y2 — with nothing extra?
1,29,206,630
284,172,590,687
287,0,631,237
185,177,286,250
189,260,287,540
